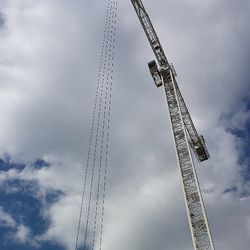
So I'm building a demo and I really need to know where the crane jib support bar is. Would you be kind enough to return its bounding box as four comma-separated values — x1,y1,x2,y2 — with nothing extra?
131,0,215,249
131,0,169,68
131,1,209,162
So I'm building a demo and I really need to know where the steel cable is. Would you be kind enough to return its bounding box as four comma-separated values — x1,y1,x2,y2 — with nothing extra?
99,2,118,250
91,2,118,250
75,1,112,249
82,1,116,249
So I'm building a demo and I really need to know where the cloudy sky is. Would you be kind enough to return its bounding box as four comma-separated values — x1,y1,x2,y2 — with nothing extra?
0,0,250,249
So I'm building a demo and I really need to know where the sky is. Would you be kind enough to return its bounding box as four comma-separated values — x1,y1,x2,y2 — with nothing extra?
0,0,250,250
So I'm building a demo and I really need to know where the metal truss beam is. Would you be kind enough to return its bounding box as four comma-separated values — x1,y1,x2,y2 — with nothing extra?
131,0,215,249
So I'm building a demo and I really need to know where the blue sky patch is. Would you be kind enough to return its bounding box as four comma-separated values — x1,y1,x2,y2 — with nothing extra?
0,158,65,249
0,158,26,171
0,239,65,250
221,97,250,198
33,159,50,169
0,157,50,171
0,179,49,235
223,186,237,194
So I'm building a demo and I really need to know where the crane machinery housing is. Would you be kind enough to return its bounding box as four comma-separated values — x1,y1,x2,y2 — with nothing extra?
131,1,215,249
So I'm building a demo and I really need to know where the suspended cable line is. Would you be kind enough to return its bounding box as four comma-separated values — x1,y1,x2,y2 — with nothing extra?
91,2,118,250
74,1,115,249
98,2,118,250
82,6,113,250
75,1,118,250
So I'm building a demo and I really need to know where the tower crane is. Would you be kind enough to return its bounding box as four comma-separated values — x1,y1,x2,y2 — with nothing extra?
131,1,215,249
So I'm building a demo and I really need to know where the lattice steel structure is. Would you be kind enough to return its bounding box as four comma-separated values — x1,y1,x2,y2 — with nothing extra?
131,1,215,249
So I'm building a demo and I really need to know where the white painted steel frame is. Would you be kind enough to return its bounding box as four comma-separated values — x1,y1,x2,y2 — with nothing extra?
131,0,215,249
161,68,214,250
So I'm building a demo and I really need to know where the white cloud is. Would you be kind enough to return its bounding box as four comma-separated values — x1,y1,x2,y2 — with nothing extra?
41,194,81,249
15,224,31,243
0,207,16,228
0,0,249,250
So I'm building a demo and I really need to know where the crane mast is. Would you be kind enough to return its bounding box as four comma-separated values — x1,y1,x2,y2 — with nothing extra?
131,1,215,249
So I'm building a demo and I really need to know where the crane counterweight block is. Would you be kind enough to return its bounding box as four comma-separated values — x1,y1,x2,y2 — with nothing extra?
148,60,163,87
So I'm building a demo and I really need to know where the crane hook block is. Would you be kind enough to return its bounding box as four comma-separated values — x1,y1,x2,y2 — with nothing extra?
148,60,163,88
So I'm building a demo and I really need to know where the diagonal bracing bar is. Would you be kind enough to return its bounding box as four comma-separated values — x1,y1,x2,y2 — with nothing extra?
131,0,215,249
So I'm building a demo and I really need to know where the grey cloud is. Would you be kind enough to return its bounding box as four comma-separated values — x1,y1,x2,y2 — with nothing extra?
0,0,249,249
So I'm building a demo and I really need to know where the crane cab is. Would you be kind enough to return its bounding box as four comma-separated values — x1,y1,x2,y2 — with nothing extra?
148,60,163,87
